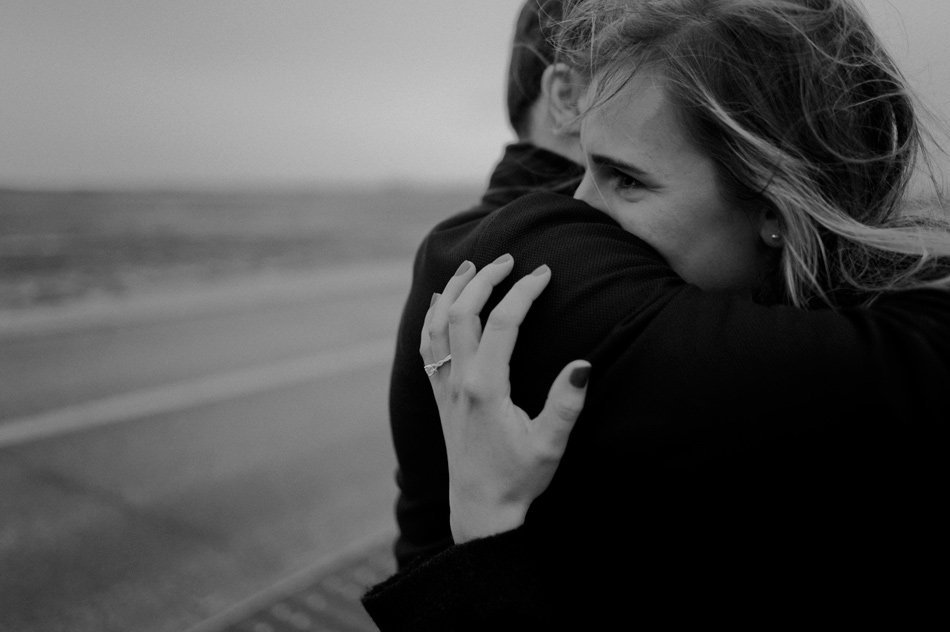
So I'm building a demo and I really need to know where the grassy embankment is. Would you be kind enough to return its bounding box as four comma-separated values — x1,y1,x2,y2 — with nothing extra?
0,185,480,309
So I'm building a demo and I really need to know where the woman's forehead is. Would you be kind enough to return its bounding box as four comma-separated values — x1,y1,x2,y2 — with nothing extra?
581,74,694,159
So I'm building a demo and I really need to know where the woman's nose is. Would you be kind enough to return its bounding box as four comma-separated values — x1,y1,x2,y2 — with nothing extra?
573,172,603,210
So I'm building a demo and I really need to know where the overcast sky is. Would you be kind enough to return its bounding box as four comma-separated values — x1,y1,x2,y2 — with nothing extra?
1,1,948,190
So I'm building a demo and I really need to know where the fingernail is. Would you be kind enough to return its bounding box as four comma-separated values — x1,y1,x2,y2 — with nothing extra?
492,253,513,265
531,264,550,276
430,293,440,307
454,260,472,276
569,365,591,388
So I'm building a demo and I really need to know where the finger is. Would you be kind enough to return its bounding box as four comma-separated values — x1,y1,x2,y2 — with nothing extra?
533,360,590,453
428,260,478,366
472,264,552,384
419,292,440,366
447,253,516,374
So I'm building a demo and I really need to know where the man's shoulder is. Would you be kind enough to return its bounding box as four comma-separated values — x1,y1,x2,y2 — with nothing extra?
425,201,495,239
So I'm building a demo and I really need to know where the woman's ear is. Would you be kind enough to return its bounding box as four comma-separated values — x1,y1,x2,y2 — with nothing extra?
541,63,584,136
757,208,784,248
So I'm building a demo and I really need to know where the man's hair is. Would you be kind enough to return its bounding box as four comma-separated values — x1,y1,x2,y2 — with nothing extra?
506,0,565,139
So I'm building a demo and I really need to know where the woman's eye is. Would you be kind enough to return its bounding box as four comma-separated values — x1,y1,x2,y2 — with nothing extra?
610,168,641,192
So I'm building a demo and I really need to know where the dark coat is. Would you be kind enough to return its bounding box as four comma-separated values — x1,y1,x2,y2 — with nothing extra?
368,154,950,629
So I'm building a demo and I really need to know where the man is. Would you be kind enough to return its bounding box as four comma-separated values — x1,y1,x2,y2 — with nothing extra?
388,0,583,570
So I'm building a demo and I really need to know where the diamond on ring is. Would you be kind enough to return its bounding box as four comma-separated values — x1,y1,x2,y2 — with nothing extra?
424,354,452,377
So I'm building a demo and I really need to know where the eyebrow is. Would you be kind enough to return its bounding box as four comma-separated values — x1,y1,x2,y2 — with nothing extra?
589,153,651,179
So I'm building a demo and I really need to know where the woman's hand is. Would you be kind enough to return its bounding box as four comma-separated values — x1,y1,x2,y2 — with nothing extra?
421,254,591,543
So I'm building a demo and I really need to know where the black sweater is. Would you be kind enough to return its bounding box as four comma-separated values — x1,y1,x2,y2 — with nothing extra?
370,164,950,629
388,143,584,569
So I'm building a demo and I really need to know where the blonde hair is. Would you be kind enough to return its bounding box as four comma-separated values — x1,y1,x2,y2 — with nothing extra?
556,0,950,306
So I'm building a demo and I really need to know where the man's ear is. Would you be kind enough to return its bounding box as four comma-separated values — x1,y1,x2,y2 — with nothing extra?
541,63,584,136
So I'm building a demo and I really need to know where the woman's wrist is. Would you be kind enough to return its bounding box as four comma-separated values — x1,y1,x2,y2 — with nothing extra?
449,496,530,543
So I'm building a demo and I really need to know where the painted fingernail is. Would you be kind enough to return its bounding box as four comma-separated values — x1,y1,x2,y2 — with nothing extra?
531,264,550,276
569,365,591,388
430,293,440,307
454,260,472,277
492,253,513,265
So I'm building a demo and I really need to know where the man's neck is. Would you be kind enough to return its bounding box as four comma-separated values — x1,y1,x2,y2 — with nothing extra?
523,104,584,166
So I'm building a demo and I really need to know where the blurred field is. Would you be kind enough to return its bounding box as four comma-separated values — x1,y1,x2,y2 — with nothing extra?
0,185,481,309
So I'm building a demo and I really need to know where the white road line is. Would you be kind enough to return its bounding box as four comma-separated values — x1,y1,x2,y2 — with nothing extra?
0,339,394,449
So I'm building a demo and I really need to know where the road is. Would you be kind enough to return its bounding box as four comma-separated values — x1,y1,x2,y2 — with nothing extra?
0,261,413,632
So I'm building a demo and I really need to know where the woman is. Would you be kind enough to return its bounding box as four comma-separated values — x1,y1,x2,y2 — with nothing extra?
365,0,950,628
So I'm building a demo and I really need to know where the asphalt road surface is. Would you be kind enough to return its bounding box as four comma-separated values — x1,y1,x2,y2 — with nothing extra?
0,261,414,632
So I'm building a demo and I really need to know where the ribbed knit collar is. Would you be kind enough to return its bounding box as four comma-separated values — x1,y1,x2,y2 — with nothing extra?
481,142,584,210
